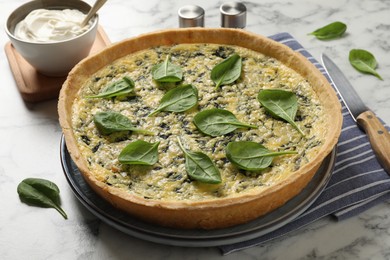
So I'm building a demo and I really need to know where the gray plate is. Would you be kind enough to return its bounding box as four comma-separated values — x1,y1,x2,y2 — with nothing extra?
60,135,335,247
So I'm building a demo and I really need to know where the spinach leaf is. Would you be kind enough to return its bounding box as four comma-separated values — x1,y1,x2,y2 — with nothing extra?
309,21,347,40
119,140,160,165
226,141,297,171
152,55,183,83
193,108,257,137
148,84,198,117
211,53,242,89
86,76,135,98
17,178,67,219
349,49,383,80
94,111,154,135
177,137,221,184
257,89,305,136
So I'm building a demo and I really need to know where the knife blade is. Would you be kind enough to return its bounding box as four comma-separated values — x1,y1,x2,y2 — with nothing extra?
321,53,390,175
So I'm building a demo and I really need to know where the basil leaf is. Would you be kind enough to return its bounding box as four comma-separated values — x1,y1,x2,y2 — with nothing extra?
193,108,257,137
17,178,67,219
94,111,154,135
177,137,221,184
211,53,242,89
119,140,160,165
148,84,198,116
309,21,347,40
86,76,135,98
226,141,297,171
349,49,383,80
257,89,305,136
152,55,183,83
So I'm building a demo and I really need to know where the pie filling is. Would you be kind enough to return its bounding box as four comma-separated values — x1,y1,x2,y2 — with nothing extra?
71,43,327,202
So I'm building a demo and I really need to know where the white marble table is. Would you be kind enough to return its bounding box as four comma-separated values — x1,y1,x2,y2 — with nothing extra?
1,0,390,259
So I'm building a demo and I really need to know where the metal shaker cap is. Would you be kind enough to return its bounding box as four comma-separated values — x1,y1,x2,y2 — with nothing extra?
178,5,205,28
220,2,247,28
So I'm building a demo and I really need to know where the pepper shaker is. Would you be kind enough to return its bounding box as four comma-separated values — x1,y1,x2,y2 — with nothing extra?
220,2,247,28
178,5,205,28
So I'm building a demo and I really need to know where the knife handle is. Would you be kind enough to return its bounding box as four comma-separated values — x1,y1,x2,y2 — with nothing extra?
357,110,390,175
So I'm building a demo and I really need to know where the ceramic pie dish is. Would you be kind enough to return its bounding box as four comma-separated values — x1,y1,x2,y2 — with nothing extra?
58,28,342,229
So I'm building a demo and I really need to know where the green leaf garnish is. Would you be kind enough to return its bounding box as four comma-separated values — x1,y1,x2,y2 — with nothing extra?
257,89,305,136
193,108,257,137
177,137,221,184
94,111,154,135
86,76,135,98
119,140,160,166
309,21,347,40
148,84,198,117
151,55,183,83
226,141,297,171
349,49,383,80
17,178,67,219
211,53,242,89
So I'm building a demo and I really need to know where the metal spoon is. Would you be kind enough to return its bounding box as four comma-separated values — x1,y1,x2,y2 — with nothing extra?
81,0,107,27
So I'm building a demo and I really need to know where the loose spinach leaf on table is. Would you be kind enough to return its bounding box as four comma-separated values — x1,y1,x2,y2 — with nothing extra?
308,21,347,40
211,53,242,89
152,55,183,83
17,178,67,219
148,84,198,116
177,137,221,184
119,140,160,165
193,108,257,137
86,76,135,98
94,111,154,135
257,89,305,136
226,141,297,171
349,49,383,80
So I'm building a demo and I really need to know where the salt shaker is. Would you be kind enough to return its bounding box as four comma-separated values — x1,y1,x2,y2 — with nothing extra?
220,2,247,28
178,5,205,28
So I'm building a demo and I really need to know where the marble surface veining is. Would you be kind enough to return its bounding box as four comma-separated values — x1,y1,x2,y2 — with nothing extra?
1,0,390,259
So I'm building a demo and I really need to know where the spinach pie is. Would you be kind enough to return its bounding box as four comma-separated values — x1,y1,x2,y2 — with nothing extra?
58,28,342,229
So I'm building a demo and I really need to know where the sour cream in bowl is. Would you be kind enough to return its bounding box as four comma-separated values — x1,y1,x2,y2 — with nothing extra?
5,0,98,77
14,8,93,43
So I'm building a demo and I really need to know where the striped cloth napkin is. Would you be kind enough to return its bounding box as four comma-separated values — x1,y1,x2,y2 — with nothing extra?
220,32,390,255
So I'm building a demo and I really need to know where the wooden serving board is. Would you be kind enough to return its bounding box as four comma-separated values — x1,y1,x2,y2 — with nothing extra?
4,26,111,103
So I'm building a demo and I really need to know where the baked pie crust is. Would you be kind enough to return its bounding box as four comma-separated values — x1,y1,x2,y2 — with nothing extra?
58,28,342,229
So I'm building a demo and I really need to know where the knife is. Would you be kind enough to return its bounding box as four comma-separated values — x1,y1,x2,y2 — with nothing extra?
321,54,390,175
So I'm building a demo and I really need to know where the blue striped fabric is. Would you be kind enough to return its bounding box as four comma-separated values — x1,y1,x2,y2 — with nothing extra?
220,32,390,255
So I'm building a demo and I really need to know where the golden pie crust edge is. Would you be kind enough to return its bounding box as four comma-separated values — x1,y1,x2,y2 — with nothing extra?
58,28,342,229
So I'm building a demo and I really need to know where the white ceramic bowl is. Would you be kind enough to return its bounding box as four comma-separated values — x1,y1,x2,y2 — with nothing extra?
5,0,98,77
